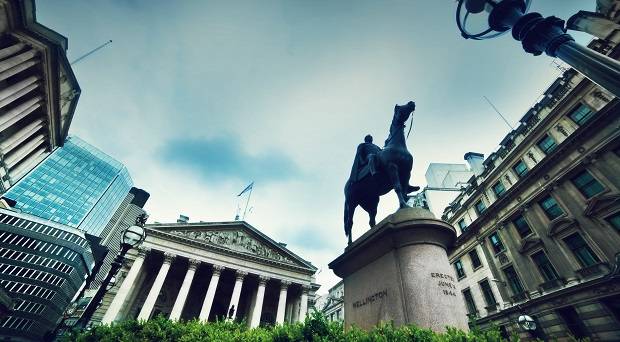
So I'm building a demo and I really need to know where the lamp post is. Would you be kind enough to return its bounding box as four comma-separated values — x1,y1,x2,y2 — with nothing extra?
455,0,620,97
74,214,147,329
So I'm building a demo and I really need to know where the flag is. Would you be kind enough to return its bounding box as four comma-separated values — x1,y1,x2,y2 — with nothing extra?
237,181,254,196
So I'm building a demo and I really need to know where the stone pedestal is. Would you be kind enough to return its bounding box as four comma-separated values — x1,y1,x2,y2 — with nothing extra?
329,207,469,332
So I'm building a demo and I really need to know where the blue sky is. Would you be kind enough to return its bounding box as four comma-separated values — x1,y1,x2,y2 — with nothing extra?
37,0,593,293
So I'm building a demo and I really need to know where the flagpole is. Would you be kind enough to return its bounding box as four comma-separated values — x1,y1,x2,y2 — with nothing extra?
242,182,253,220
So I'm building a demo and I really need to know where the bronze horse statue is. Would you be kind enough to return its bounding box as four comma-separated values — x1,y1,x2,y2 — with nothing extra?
344,101,419,245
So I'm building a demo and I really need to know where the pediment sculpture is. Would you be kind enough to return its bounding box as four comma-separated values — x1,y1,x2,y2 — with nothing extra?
174,229,295,265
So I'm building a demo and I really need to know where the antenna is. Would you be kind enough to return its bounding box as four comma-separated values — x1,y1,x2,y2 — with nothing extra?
70,40,113,65
550,58,569,73
483,96,514,130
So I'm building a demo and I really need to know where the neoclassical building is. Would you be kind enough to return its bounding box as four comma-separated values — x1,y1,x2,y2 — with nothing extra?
93,220,319,327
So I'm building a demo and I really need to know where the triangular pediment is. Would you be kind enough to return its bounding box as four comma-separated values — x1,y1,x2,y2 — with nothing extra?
584,193,620,217
518,236,543,254
147,221,316,271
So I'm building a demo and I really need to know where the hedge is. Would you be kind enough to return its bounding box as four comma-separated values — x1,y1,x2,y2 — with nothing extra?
65,311,516,342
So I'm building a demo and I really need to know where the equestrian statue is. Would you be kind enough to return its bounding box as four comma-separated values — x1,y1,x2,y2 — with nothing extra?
344,101,419,245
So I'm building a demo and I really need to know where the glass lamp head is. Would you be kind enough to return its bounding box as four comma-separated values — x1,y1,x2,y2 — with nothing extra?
122,224,145,247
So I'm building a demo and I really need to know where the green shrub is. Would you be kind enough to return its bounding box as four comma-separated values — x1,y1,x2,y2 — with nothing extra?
64,312,512,342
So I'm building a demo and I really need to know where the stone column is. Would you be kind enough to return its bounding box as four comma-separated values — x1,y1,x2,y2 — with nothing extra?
101,248,149,324
275,280,290,324
169,259,200,320
199,265,224,321
227,270,247,321
284,301,293,323
291,297,300,322
137,252,175,320
250,276,269,328
299,286,309,319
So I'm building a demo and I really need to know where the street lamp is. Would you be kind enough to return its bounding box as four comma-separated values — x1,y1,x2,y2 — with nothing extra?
74,214,147,329
456,0,620,97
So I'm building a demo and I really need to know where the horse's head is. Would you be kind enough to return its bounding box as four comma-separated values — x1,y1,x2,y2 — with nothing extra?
394,101,416,124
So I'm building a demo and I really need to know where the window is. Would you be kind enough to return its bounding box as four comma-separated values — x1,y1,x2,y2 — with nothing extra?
568,103,594,126
571,170,604,199
557,306,588,338
475,200,487,215
458,219,468,233
454,259,466,278
563,233,600,267
469,249,482,269
531,250,560,282
539,195,564,220
513,160,528,178
479,280,497,307
607,213,620,232
489,232,505,254
462,288,478,315
492,181,506,198
512,215,532,238
503,266,525,296
537,134,557,154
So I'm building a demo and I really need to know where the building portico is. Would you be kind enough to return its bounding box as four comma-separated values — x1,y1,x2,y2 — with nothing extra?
94,220,318,327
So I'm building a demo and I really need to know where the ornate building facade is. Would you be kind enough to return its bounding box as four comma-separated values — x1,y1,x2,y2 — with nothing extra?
444,20,620,341
0,0,80,192
93,220,319,327
317,280,344,322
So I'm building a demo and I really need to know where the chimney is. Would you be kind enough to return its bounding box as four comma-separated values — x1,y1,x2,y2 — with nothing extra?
464,152,485,176
177,214,189,223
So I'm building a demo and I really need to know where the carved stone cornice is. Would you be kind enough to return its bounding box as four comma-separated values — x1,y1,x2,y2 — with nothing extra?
518,236,543,254
547,217,579,237
584,193,620,218
280,280,291,290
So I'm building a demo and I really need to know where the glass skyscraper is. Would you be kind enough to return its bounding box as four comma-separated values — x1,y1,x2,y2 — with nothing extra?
4,136,133,236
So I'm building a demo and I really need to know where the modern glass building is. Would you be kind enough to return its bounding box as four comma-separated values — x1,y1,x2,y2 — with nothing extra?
4,136,133,237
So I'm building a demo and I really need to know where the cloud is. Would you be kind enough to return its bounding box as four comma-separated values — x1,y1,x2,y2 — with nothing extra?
160,136,300,183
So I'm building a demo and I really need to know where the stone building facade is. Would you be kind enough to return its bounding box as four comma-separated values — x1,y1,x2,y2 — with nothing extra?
93,220,319,327
443,30,620,341
0,0,80,192
317,280,344,322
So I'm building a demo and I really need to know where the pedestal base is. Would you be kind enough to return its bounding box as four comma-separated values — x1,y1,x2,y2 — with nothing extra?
329,207,469,332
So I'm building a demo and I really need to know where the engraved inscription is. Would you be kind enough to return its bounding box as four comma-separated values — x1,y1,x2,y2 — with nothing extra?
353,289,387,309
431,272,457,297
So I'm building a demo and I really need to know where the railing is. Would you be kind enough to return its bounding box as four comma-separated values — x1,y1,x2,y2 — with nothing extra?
576,262,610,279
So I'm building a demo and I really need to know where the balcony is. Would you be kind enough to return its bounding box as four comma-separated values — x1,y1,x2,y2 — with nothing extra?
511,291,529,303
485,303,499,313
538,278,565,292
576,262,610,279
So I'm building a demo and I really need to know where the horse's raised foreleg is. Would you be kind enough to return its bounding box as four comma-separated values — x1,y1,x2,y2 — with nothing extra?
387,163,409,209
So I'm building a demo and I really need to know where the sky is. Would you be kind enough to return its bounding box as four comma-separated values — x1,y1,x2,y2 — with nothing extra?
37,0,594,294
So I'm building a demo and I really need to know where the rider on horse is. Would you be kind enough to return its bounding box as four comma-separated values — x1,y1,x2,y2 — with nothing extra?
350,134,381,183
